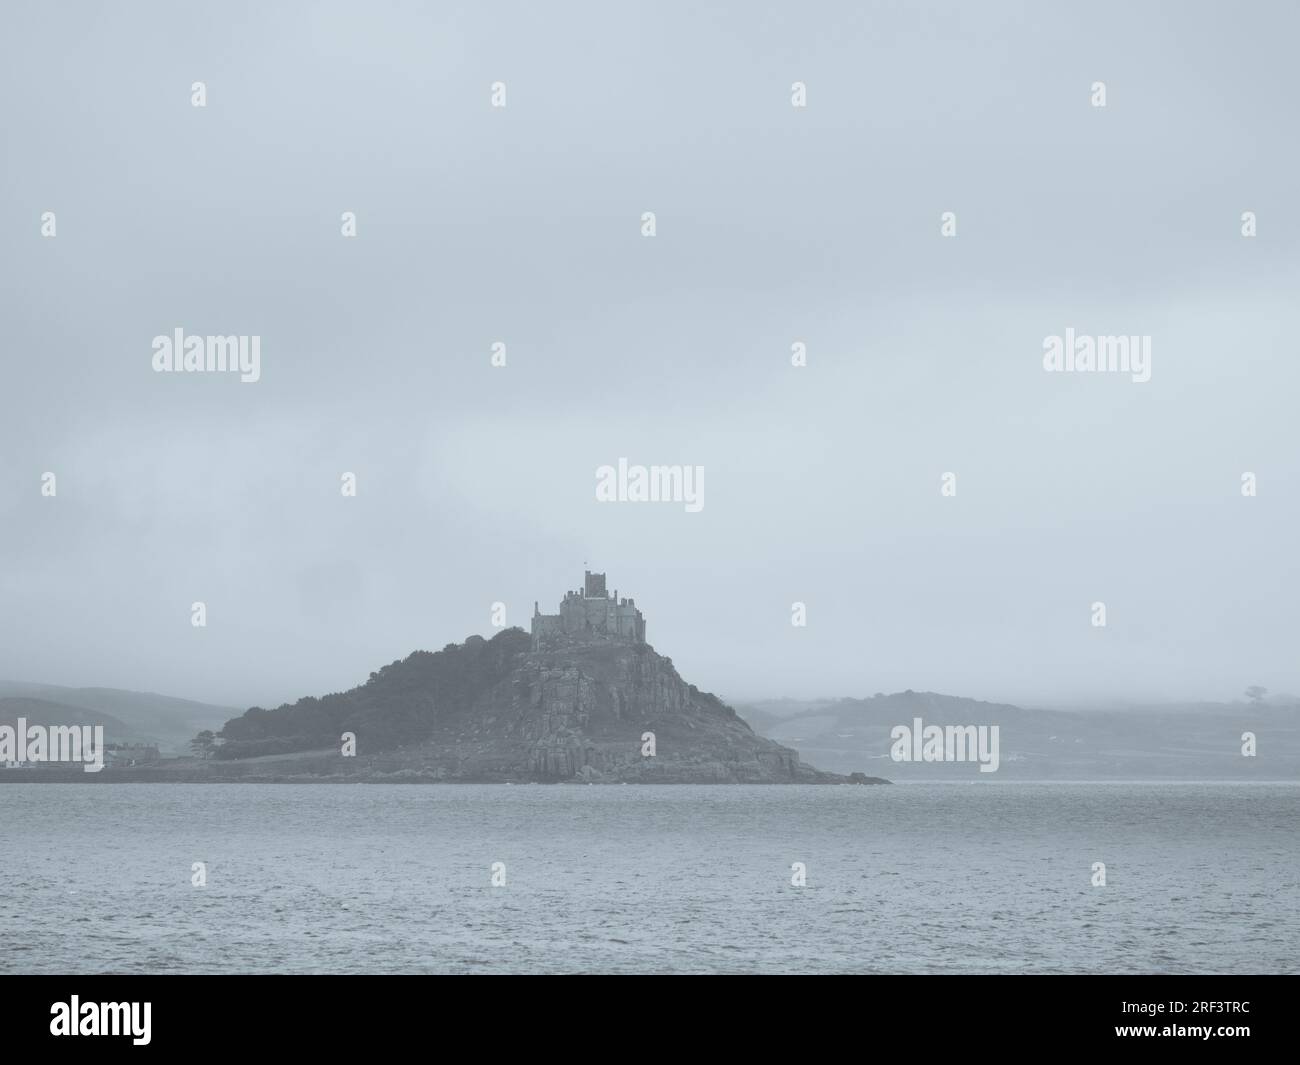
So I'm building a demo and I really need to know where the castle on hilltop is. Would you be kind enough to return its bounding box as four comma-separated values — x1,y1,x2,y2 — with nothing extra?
531,571,646,650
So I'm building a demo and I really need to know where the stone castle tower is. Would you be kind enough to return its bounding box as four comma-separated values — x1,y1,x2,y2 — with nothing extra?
530,571,646,650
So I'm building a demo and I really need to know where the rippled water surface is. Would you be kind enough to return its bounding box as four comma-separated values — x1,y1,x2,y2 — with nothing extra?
1,782,1296,973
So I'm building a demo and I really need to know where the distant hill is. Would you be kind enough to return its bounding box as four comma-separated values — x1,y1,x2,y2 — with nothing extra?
0,682,236,753
731,691,1300,779
0,697,149,746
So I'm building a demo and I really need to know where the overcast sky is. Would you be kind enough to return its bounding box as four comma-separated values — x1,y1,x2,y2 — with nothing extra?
2,1,1297,711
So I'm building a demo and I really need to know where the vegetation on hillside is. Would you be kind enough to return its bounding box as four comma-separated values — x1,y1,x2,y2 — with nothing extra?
215,628,530,759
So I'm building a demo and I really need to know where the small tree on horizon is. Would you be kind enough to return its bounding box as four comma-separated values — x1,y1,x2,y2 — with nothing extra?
1245,685,1268,704
190,730,218,758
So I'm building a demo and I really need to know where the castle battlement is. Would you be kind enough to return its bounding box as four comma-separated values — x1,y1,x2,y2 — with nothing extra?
531,571,646,649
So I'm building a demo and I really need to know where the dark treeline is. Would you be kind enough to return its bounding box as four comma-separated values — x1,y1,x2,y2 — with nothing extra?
215,628,531,759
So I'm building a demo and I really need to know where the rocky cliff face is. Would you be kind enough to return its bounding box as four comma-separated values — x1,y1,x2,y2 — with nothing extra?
404,634,843,782
462,637,825,782
211,628,886,784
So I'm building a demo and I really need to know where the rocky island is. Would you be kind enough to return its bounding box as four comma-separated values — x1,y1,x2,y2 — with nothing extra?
197,571,888,784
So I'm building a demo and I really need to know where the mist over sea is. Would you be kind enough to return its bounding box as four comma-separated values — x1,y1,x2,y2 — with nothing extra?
2,782,1296,975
